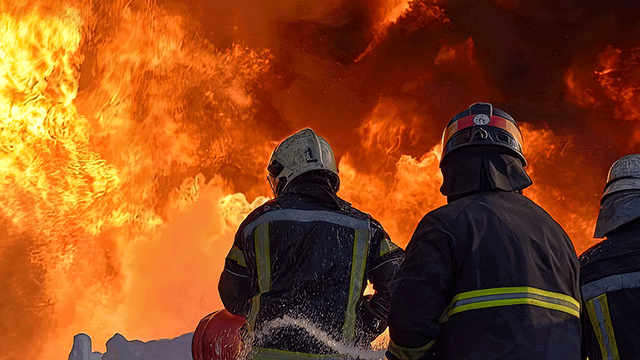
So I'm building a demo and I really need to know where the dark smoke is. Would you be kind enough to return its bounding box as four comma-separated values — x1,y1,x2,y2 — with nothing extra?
173,0,638,159
174,0,639,227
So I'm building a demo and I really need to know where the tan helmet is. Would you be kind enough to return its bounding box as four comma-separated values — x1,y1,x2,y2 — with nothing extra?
594,154,640,238
266,128,339,197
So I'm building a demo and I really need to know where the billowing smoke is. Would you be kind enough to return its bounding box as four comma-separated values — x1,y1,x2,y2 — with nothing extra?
2,0,640,359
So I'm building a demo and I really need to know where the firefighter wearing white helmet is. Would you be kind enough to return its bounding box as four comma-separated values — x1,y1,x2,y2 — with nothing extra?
219,128,404,359
266,128,339,196
580,154,640,360
387,103,581,360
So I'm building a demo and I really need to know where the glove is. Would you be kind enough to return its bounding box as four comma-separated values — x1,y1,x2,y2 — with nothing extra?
355,295,388,346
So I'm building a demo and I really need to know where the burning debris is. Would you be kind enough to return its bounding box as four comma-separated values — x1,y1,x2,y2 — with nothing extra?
2,0,640,359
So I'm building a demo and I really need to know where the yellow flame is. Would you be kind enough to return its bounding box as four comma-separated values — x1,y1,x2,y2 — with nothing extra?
0,8,125,234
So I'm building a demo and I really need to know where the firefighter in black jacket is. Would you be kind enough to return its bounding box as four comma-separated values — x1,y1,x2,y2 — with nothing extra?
581,154,640,360
219,128,404,359
386,103,581,360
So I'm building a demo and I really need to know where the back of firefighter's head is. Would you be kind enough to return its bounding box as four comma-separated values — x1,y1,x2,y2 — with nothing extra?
594,154,640,238
439,102,530,198
266,128,339,197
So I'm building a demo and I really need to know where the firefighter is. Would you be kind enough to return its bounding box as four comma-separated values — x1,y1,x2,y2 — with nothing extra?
219,128,404,359
580,154,640,360
386,103,581,360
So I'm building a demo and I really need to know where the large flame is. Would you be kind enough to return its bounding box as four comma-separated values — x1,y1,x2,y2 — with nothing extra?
1,0,633,359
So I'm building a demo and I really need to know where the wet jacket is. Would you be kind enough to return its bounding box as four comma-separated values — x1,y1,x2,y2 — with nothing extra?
580,220,640,360
219,176,404,358
387,190,581,360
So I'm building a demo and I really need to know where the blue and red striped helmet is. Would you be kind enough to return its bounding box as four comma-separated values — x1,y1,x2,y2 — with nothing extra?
441,102,527,166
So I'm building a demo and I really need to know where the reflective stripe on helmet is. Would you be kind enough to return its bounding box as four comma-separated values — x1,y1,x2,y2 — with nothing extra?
243,209,370,238
586,294,620,360
581,270,640,301
387,339,435,360
438,286,580,323
442,114,524,151
341,226,370,343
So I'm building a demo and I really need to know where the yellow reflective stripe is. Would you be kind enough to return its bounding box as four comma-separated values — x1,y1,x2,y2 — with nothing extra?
248,222,271,332
441,298,580,323
255,223,271,293
380,237,399,257
226,244,247,267
451,286,579,306
601,295,621,360
248,293,261,332
439,287,580,323
341,226,370,343
252,347,350,359
586,298,606,360
387,339,435,360
586,294,620,360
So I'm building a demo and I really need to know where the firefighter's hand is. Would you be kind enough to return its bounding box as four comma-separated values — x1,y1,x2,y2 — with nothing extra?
356,295,387,345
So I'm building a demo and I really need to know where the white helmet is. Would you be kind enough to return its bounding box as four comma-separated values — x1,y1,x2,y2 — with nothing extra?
594,154,640,238
267,128,339,197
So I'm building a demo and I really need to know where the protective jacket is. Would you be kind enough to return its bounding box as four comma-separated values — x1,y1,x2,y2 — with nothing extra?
387,190,581,360
219,176,404,359
580,219,640,360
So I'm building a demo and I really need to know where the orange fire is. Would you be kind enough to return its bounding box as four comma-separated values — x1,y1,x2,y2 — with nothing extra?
0,0,629,359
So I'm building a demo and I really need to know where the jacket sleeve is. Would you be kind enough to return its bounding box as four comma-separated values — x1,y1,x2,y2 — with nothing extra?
356,221,404,344
386,215,454,360
218,229,253,317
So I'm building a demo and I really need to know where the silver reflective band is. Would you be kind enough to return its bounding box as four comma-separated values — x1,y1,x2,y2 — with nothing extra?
244,209,370,238
582,270,640,301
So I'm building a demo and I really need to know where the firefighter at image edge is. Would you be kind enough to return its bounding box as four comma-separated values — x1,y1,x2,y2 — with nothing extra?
580,154,640,360
218,128,405,359
386,103,582,360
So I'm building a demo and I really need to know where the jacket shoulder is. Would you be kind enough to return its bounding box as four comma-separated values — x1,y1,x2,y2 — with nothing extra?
236,196,377,237
235,198,281,238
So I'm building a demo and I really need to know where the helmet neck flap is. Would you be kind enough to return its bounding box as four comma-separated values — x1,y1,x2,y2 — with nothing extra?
440,103,531,201
440,145,532,201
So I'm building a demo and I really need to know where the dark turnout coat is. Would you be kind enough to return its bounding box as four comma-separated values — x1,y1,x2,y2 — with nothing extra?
387,190,581,360
219,178,404,357
580,220,640,360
